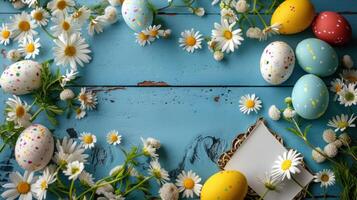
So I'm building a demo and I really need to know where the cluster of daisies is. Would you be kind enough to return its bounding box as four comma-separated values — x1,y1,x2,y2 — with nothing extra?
1,133,203,200
259,149,336,199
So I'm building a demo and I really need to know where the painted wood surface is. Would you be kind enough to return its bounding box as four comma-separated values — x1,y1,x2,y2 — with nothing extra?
0,0,356,199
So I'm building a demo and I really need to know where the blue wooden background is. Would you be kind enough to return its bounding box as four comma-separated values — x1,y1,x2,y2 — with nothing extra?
0,0,357,199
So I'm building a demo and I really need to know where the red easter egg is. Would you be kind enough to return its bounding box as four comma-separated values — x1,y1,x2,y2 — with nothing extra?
312,11,352,46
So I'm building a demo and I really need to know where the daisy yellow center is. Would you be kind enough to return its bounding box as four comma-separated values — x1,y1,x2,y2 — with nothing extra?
82,135,93,144
33,12,43,21
17,182,30,194
334,84,342,92
281,160,292,171
138,32,149,41
186,36,197,47
79,94,88,102
71,167,80,174
344,92,355,101
40,180,48,190
183,178,195,189
15,105,25,118
26,43,35,53
18,21,30,32
62,21,70,31
57,0,67,10
245,100,255,108
153,169,162,179
337,121,348,129
64,45,76,57
150,30,158,37
110,134,118,142
320,174,329,182
223,30,233,40
1,30,10,39
73,11,82,19
76,108,82,115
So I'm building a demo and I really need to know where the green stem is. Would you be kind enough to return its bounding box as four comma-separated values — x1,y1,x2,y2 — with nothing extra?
0,131,18,152
30,107,44,122
77,176,126,199
40,25,57,40
258,188,269,200
69,179,75,200
123,176,153,196
291,176,315,200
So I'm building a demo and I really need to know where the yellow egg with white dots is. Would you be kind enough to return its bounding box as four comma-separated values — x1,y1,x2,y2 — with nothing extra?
201,170,248,200
271,0,315,34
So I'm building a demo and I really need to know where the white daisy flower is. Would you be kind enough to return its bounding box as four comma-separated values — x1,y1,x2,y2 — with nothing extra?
64,161,84,180
60,88,75,101
327,114,356,132
312,147,326,163
342,55,353,69
339,133,351,146
262,23,281,39
1,171,37,200
221,8,238,24
31,7,50,26
78,88,98,110
148,159,170,184
143,137,161,149
47,0,75,15
175,170,202,198
212,20,244,53
239,94,262,114
72,6,91,25
258,172,283,192
9,11,38,41
53,33,91,70
106,130,122,145
159,183,179,200
146,24,162,39
135,30,154,46
271,149,303,180
268,105,281,121
0,23,12,45
18,37,41,59
338,83,357,106
341,69,357,83
104,6,118,24
53,136,89,165
51,14,81,37
330,78,345,100
314,169,335,188
142,141,158,158
179,29,203,53
75,108,86,120
23,0,37,7
79,170,95,186
33,167,57,200
60,69,78,87
6,95,32,128
79,132,97,149
88,16,107,36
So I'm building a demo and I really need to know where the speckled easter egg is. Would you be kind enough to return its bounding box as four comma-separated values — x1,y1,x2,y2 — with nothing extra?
201,171,248,200
15,124,54,171
296,38,338,77
312,11,352,46
271,0,315,34
122,0,153,32
292,74,329,120
260,41,295,85
0,60,41,95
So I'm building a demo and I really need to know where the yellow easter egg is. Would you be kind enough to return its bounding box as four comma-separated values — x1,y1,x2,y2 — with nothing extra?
201,170,248,200
271,0,315,34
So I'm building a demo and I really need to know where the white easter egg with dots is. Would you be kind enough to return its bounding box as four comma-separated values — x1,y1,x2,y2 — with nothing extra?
0,60,42,95
15,124,54,171
122,0,153,32
260,41,295,85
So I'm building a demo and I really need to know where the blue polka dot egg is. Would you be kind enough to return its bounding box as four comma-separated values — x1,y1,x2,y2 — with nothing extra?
122,0,153,32
292,74,329,119
296,38,338,77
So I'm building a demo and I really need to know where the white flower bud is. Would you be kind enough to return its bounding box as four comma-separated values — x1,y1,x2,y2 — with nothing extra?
322,129,336,143
7,49,21,62
159,183,179,200
324,143,338,158
268,105,281,121
214,51,224,61
312,147,326,163
235,0,249,13
283,108,296,119
104,6,118,24
194,7,205,17
246,27,263,39
339,133,351,146
60,89,75,101
146,137,161,149
12,0,26,9
342,55,353,69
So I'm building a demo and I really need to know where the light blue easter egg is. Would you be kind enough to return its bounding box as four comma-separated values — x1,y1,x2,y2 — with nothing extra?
122,0,154,32
295,38,338,77
292,74,329,120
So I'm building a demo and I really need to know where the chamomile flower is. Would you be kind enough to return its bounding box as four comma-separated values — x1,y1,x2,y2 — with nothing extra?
179,29,203,53
135,30,153,46
51,14,81,37
31,7,50,26
23,0,37,7
330,78,344,100
148,159,170,184
47,0,75,15
33,167,57,200
60,69,78,87
271,149,303,180
146,24,162,39
327,114,356,132
262,23,281,39
314,169,335,188
9,11,38,41
239,94,262,114
1,171,37,200
79,170,95,186
341,69,357,83
158,29,172,38
75,108,86,119
220,8,238,24
88,16,107,36
175,170,202,198
212,20,244,53
258,172,283,192
142,139,158,158
78,88,98,110
106,130,122,145
79,132,97,149
0,23,12,45
64,161,84,180
338,83,357,106
159,183,180,200
53,137,89,165
18,37,41,59
6,95,32,128
72,6,91,25
53,33,91,70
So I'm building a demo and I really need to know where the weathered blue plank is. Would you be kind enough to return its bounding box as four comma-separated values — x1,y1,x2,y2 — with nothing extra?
0,87,355,197
1,13,356,86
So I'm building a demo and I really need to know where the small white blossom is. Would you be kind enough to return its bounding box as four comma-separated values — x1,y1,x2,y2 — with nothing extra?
213,51,224,61
342,55,354,69
268,105,281,121
324,143,338,158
